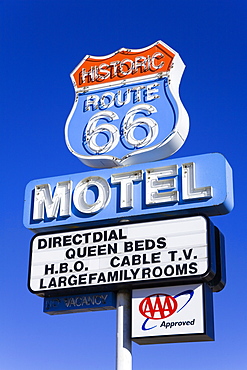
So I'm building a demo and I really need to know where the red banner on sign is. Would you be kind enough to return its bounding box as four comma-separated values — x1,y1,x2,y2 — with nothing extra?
72,41,175,89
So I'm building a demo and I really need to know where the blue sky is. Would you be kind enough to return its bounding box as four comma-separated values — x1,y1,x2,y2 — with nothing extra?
1,0,247,369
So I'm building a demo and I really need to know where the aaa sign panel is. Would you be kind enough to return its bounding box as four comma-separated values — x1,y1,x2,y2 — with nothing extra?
132,283,214,344
28,215,216,296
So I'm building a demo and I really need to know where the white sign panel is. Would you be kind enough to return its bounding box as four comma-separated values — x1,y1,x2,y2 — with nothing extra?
132,283,214,344
28,216,215,296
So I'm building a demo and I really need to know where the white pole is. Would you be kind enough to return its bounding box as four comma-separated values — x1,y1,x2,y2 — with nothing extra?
116,290,132,370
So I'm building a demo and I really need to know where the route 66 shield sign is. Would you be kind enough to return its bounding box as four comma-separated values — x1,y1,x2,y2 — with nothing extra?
65,41,189,168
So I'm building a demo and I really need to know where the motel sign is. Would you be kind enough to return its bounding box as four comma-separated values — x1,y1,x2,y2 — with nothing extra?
24,41,233,358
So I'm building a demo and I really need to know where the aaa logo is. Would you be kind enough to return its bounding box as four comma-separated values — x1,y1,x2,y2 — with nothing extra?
65,40,189,169
139,294,178,320
139,290,194,330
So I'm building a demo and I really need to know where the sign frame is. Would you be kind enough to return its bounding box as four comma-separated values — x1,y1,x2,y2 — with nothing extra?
23,153,234,233
132,283,214,344
64,40,189,169
28,215,217,297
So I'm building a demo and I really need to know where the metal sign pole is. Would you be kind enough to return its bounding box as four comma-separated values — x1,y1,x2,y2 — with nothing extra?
116,290,132,370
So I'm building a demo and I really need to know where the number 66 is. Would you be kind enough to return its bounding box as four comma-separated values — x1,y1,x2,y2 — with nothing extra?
84,103,158,154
